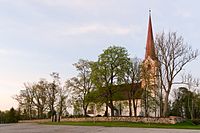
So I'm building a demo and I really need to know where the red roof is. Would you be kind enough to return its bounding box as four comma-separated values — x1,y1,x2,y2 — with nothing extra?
145,11,157,60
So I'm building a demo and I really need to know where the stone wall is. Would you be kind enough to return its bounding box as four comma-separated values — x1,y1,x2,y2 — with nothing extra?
61,116,184,124
19,116,184,124
19,119,51,123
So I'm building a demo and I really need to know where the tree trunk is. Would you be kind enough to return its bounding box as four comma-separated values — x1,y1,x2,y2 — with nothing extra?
144,90,148,117
83,107,87,117
104,104,108,116
163,91,169,117
37,108,40,119
58,114,60,122
119,103,122,116
29,105,32,120
58,111,61,122
110,100,115,116
188,97,194,120
133,99,137,116
128,99,132,116
58,105,62,122
51,113,54,122
160,86,163,117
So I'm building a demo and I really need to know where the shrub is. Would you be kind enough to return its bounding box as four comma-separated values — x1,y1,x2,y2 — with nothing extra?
0,108,19,123
192,119,200,125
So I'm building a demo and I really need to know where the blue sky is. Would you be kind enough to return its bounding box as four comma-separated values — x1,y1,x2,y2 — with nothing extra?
0,0,200,110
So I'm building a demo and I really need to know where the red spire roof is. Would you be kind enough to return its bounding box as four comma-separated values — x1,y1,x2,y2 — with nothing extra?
145,10,157,60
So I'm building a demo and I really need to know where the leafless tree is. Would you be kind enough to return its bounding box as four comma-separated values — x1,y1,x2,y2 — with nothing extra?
124,57,141,116
155,32,199,116
14,83,34,119
47,72,59,122
57,86,69,122
31,79,48,119
66,59,93,116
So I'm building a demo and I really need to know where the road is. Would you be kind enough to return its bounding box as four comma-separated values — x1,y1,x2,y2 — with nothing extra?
0,123,199,133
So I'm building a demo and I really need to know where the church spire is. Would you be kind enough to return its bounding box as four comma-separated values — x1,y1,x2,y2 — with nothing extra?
145,10,156,60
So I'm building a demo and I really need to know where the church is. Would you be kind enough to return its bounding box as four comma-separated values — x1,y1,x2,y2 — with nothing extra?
88,11,160,117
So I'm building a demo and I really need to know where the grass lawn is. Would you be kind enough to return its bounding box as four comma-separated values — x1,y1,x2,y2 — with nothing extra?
41,120,200,129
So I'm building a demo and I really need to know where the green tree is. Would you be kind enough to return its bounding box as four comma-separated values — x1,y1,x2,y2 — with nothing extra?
91,46,131,116
0,110,5,123
170,87,193,118
4,108,19,123
181,73,199,119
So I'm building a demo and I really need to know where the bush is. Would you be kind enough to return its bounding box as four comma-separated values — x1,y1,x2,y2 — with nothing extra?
67,114,84,118
0,108,19,123
192,119,200,125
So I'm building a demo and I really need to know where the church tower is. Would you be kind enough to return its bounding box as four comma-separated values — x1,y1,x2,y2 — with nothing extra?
142,10,159,93
141,10,160,117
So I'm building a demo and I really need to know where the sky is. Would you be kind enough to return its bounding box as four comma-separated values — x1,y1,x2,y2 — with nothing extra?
0,0,200,110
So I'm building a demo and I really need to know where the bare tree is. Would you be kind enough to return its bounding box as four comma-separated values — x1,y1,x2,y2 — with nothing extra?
155,32,198,116
57,86,69,122
31,79,48,119
14,83,34,119
47,72,59,122
66,59,93,116
124,57,141,116
15,80,49,119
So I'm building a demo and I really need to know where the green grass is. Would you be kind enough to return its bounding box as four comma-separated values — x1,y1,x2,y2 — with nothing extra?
41,120,200,129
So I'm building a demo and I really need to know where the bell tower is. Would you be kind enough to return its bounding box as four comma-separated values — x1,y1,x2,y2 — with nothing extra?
141,10,160,117
142,10,159,92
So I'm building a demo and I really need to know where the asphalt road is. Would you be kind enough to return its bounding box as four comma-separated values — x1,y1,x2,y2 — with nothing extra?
0,123,199,133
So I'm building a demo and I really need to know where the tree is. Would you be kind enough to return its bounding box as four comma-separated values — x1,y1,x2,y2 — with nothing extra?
15,72,68,121
0,111,4,123
2,108,19,123
47,72,59,122
181,73,199,119
7,108,19,123
91,46,131,116
171,87,195,119
155,32,199,116
57,86,69,122
123,57,141,116
15,80,49,119
66,59,93,116
14,83,34,119
31,79,48,119
141,61,159,117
